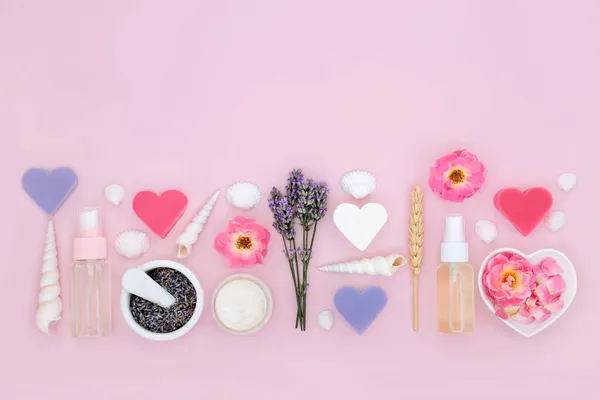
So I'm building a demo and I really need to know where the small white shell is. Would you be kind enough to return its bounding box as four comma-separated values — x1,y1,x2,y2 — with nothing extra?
475,220,498,244
114,230,150,259
317,309,334,331
557,173,577,193
545,211,566,232
226,182,261,210
104,184,125,206
341,170,377,199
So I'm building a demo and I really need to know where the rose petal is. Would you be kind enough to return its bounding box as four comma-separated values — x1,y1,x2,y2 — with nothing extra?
544,298,565,313
539,257,564,276
495,306,509,320
512,305,536,324
546,275,566,295
530,305,552,322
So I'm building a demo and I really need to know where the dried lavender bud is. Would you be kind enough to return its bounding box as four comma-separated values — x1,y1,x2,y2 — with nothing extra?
312,182,329,221
297,179,317,229
130,268,197,334
285,168,305,208
268,187,296,240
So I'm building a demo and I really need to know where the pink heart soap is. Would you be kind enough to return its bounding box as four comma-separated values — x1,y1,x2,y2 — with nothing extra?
494,187,552,236
133,190,188,238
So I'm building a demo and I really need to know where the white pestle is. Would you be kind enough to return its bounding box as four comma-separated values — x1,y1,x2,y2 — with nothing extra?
122,269,176,308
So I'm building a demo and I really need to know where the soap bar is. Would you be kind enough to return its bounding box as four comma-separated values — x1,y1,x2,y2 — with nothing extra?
22,167,78,215
334,286,388,335
132,190,188,238
494,187,552,236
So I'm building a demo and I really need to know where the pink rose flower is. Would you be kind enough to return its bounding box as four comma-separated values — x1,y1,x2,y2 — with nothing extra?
428,149,486,202
483,254,566,324
482,252,535,311
214,216,271,268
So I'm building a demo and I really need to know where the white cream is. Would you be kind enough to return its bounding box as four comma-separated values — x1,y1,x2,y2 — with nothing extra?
214,278,267,332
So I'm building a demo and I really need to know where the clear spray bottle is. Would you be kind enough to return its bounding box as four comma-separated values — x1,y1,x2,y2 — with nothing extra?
436,215,475,333
72,207,111,337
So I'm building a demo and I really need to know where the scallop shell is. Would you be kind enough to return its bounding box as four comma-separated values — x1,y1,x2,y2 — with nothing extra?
226,182,261,210
114,230,150,259
341,170,377,199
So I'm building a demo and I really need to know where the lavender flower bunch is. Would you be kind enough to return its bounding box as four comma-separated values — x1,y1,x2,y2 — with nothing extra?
268,168,328,331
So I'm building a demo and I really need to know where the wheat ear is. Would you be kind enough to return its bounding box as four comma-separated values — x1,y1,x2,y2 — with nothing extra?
408,185,424,331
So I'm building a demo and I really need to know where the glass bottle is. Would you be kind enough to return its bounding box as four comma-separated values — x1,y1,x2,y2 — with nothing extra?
437,215,475,333
72,207,111,337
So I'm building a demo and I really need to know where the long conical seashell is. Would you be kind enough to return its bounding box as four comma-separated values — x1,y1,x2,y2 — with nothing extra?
36,220,62,335
319,255,406,277
176,191,220,258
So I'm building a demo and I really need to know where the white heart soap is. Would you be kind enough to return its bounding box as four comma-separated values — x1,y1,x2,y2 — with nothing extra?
333,203,388,251
478,248,577,338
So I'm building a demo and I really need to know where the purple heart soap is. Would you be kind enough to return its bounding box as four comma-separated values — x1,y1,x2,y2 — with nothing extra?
22,167,78,215
334,286,388,335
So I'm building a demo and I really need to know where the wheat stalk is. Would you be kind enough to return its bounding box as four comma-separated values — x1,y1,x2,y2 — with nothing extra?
408,185,424,331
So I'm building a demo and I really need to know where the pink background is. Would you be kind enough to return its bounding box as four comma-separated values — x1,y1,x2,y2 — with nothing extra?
1,1,599,399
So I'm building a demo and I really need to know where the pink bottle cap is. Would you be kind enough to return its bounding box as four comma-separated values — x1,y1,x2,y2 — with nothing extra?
73,207,107,260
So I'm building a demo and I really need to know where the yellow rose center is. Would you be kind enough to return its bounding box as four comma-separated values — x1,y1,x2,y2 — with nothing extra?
235,235,253,250
500,270,518,287
449,168,465,184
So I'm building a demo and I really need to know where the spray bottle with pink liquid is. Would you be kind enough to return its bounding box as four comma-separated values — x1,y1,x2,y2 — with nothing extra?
72,207,111,338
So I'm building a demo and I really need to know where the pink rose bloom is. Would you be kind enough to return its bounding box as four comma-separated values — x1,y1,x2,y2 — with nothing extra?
482,253,535,317
486,255,566,324
428,149,486,202
214,216,271,268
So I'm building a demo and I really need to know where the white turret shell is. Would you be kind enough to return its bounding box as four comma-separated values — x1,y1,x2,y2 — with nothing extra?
319,254,406,276
176,191,220,258
226,182,261,210
341,170,377,199
114,230,150,259
36,220,62,335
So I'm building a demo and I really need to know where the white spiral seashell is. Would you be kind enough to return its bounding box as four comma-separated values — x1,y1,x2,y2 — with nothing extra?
341,170,377,199
114,230,150,259
36,220,62,335
226,182,261,210
176,190,220,258
319,254,406,277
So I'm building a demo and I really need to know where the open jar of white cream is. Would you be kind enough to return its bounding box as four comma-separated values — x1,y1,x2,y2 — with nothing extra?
212,274,273,335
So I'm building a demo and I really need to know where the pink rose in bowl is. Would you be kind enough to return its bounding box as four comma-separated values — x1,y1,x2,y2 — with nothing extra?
428,149,485,202
214,216,271,268
483,254,567,324
482,252,535,318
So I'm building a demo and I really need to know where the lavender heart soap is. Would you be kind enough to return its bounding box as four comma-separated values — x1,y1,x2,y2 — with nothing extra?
334,286,388,335
22,167,78,215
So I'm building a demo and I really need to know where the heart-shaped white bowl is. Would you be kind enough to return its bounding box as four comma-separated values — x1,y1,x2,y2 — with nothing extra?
478,248,577,338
